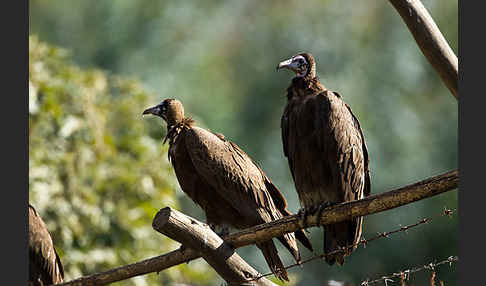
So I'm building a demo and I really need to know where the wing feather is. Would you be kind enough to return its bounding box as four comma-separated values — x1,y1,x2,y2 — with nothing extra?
29,205,64,285
317,90,369,199
344,103,371,197
184,127,281,222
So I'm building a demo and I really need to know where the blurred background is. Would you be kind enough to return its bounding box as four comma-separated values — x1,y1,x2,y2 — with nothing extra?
29,0,458,285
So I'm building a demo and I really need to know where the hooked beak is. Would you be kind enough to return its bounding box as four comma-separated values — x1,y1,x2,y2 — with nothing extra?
142,105,160,116
276,58,296,72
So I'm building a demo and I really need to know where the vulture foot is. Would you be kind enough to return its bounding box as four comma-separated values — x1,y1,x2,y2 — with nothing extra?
298,207,313,229
316,201,338,223
209,223,230,238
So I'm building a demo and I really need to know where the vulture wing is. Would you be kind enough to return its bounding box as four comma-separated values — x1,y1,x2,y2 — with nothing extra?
184,126,283,222
322,91,370,264
281,104,295,182
323,91,368,201
344,102,371,198
184,126,311,281
29,204,64,286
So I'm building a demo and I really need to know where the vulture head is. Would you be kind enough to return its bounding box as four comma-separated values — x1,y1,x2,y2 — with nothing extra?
143,98,185,127
276,52,316,79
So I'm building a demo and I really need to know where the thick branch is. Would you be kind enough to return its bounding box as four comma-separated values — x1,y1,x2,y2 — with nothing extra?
55,169,458,285
388,0,458,99
226,169,458,246
152,207,277,286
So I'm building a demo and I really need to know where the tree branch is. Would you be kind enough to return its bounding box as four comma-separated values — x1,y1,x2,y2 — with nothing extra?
225,169,458,246
55,169,458,285
152,207,277,286
388,0,458,99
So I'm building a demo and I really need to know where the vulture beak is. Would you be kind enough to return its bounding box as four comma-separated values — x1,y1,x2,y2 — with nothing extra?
142,105,160,116
276,58,296,72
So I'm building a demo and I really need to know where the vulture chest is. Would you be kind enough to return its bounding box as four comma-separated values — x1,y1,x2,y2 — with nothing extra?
168,130,249,228
286,93,357,207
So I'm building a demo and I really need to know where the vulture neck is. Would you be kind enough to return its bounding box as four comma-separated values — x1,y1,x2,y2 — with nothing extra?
288,75,325,100
164,117,195,144
165,110,185,128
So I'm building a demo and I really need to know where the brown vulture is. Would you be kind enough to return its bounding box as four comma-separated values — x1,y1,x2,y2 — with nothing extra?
143,98,313,281
276,52,371,266
29,204,64,285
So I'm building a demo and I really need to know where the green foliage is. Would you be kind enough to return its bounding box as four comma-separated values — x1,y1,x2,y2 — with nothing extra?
29,36,217,285
30,1,458,285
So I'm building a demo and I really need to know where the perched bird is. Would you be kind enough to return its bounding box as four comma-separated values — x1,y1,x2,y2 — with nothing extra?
29,204,64,286
277,52,371,266
143,99,313,281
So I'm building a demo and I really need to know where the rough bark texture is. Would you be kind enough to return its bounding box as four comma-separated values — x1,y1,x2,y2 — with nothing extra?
227,169,458,246
54,169,457,286
388,0,458,99
152,207,277,286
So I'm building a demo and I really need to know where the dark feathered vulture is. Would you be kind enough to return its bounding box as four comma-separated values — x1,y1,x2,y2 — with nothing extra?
29,204,64,286
143,99,313,281
277,53,371,266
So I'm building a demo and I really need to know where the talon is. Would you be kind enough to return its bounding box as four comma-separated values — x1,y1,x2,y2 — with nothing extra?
216,227,230,237
316,204,327,224
299,208,309,229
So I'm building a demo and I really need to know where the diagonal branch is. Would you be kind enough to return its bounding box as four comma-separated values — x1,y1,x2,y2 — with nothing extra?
224,169,458,246
387,0,458,99
152,207,277,286
54,169,458,286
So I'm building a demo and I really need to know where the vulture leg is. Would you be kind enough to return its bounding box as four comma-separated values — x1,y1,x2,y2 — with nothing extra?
211,224,230,238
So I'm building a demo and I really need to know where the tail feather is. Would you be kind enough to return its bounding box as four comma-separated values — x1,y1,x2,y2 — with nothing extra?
257,241,289,281
323,216,363,266
295,229,314,252
276,229,314,264
277,233,301,263
278,208,314,256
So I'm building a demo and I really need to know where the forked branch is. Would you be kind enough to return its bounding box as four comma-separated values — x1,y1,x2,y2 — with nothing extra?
152,207,277,286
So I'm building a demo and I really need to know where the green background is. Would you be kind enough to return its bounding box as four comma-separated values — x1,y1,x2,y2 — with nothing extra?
29,1,458,285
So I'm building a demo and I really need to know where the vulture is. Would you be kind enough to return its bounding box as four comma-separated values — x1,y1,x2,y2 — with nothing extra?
276,52,371,266
143,99,313,281
29,204,64,285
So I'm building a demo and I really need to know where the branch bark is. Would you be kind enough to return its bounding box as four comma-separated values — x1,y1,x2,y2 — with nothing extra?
152,207,277,286
55,169,458,286
225,169,458,246
388,0,458,99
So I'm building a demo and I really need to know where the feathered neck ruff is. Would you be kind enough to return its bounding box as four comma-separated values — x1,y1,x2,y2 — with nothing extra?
164,117,195,145
287,76,325,100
